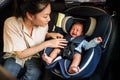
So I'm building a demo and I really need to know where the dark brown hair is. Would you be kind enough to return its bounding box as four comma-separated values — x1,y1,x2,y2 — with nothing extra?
14,0,50,18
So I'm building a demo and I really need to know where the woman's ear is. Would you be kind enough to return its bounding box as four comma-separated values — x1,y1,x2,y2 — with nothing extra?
26,12,33,21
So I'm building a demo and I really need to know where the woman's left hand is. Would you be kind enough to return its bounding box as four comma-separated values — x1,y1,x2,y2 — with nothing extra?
46,32,63,39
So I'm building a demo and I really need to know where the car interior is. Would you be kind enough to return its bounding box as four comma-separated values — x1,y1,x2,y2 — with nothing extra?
0,0,120,80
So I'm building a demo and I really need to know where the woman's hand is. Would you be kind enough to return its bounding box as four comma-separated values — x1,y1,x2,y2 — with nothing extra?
46,32,63,39
45,38,68,48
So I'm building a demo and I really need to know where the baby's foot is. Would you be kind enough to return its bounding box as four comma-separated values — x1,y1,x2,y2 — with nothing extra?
68,66,80,74
42,53,53,64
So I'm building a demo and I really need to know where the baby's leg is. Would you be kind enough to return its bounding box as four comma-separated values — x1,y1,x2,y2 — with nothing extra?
42,53,53,64
42,48,61,64
68,53,81,74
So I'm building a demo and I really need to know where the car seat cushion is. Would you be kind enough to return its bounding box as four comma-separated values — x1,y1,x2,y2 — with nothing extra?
54,13,96,36
44,45,102,79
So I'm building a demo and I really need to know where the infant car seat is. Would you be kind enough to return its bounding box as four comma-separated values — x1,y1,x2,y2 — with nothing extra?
41,6,112,80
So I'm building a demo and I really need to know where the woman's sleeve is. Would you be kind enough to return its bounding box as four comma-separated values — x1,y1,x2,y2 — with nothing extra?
3,19,27,52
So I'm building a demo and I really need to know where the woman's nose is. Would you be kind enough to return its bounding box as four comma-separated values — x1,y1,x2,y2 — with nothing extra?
48,16,51,22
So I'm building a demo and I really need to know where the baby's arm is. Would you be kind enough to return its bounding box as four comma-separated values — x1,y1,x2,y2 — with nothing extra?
85,37,102,50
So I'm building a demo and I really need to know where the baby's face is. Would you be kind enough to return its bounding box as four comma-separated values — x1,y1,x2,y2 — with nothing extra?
70,23,83,38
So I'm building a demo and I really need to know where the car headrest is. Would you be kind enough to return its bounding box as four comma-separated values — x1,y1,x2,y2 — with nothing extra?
55,13,96,36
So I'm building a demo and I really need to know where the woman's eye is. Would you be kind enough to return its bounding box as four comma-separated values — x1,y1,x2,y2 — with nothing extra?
43,15,48,18
43,16,47,18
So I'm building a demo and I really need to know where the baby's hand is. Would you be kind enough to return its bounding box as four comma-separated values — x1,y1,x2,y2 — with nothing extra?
95,37,102,43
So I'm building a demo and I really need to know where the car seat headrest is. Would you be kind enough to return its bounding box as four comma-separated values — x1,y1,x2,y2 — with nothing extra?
55,13,96,36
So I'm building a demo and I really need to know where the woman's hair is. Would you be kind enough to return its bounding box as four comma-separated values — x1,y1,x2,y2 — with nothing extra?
14,0,50,18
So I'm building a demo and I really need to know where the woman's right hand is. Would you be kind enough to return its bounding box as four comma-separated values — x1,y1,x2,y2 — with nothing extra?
45,38,68,48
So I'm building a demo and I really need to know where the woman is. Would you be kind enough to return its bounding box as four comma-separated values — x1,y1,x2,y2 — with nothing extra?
3,0,67,80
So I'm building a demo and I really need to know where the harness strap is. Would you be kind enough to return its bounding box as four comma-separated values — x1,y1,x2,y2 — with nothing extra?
62,35,85,59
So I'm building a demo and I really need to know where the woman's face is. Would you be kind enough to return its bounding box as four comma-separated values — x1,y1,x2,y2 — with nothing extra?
31,4,51,27
70,23,83,38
